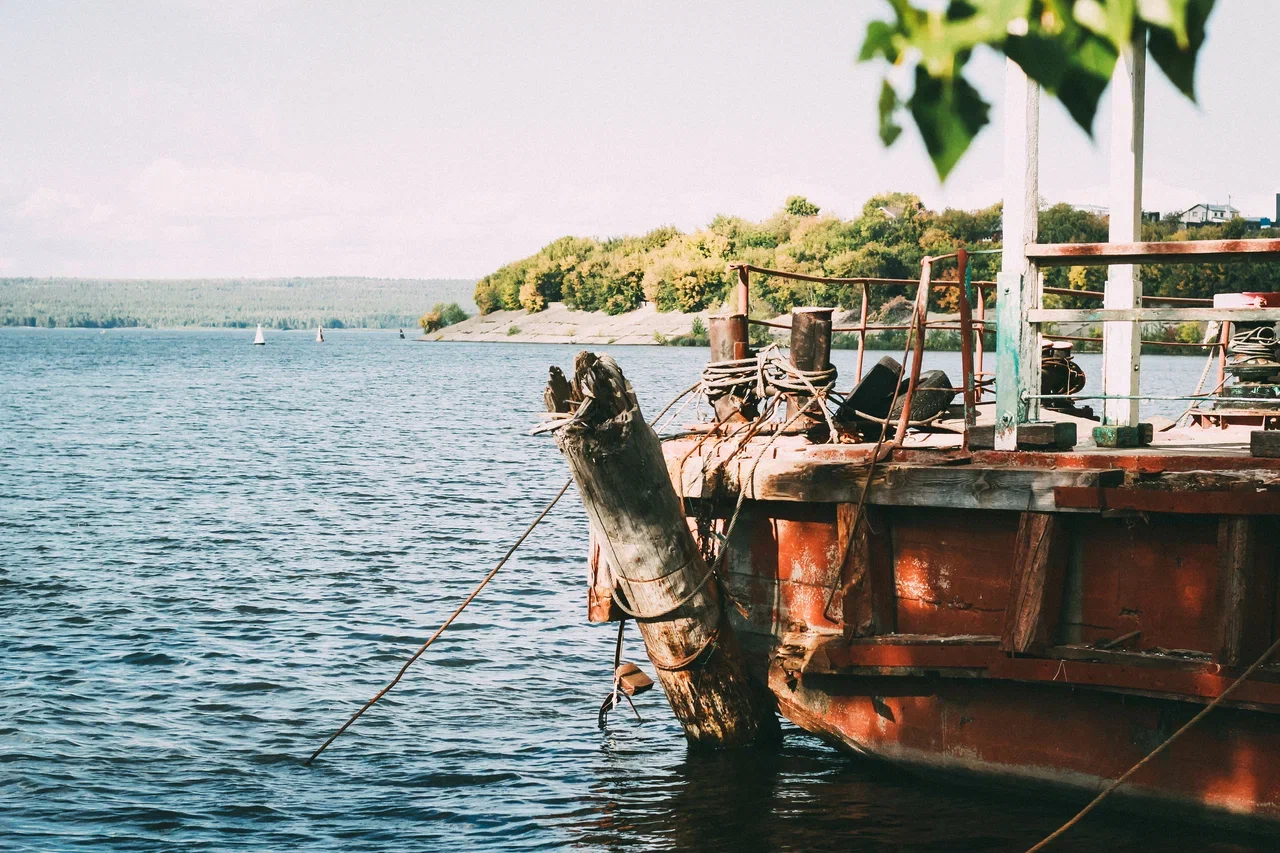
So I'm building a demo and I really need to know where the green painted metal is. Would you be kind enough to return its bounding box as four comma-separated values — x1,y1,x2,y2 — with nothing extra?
1091,423,1154,448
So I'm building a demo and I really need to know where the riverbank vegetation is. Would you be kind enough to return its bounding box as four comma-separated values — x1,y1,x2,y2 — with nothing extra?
474,195,1280,326
1,277,476,329
418,302,469,334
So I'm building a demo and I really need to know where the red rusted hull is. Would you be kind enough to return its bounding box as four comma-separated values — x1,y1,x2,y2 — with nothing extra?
588,436,1280,827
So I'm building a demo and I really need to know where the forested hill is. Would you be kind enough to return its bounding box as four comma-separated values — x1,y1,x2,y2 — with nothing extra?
474,193,1280,318
1,277,476,329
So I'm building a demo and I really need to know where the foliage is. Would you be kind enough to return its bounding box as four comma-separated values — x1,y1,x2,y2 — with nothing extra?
0,277,476,329
507,325,521,336
472,195,1280,321
419,301,469,334
784,195,821,217
861,0,1216,178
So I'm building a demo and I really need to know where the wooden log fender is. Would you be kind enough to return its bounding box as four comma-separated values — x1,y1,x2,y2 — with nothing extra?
547,352,778,746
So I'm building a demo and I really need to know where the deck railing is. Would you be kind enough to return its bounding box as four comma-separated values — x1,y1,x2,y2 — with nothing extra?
1003,238,1280,441
729,253,988,444
728,238,1280,449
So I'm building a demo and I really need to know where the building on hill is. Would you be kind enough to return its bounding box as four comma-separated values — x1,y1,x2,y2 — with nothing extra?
1179,202,1239,226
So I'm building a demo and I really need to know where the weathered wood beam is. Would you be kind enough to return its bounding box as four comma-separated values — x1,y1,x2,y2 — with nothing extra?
996,56,1041,451
1001,512,1070,654
1026,238,1280,267
836,503,896,638
549,353,777,746
1102,24,1145,427
669,447,1122,512
1218,516,1258,668
1056,486,1280,515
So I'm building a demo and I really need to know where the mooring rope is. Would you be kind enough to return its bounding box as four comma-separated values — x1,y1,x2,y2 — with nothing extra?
1025,634,1280,851
306,379,701,765
304,478,572,766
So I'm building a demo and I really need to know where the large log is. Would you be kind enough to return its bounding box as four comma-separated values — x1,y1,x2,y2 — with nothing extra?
548,352,777,746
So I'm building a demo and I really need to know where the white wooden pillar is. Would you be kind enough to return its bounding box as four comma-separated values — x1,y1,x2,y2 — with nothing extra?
1102,27,1146,426
995,56,1040,450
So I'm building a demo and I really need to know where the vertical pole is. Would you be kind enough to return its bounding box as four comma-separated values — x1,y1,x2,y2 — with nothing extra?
894,260,931,446
995,55,1041,450
957,249,976,434
737,267,751,317
788,307,833,423
975,283,986,401
1102,25,1146,427
856,281,869,380
709,313,748,363
708,313,751,422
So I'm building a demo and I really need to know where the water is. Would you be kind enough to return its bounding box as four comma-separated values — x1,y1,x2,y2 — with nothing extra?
0,328,1265,852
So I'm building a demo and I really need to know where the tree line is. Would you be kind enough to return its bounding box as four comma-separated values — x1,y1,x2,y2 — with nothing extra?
474,194,1280,320
1,277,477,330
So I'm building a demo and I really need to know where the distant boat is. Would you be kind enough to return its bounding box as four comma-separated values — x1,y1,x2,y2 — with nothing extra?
316,326,324,343
253,324,266,345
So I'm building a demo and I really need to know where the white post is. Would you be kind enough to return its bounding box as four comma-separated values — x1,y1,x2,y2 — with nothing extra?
995,56,1040,451
1103,26,1146,426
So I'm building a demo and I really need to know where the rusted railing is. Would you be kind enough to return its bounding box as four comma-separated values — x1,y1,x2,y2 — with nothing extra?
730,255,988,445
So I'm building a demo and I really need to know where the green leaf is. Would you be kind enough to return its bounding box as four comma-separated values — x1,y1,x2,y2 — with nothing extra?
1004,32,1070,89
1074,0,1134,49
907,66,990,180
859,20,899,62
1147,0,1213,99
878,79,904,146
1137,0,1189,46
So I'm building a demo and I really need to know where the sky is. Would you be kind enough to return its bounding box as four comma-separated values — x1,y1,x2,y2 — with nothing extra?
1,0,1277,279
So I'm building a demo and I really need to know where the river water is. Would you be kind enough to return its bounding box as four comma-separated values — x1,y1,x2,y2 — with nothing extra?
0,328,1267,852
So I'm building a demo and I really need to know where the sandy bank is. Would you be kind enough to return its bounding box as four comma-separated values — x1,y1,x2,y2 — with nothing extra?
429,302,711,345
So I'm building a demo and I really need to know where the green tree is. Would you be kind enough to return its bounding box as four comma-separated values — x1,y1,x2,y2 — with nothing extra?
784,195,821,217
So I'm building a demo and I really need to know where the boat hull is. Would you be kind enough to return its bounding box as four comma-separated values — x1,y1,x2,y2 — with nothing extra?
603,438,1280,828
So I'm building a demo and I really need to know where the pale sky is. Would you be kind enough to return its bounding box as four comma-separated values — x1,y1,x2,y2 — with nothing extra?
1,0,1277,279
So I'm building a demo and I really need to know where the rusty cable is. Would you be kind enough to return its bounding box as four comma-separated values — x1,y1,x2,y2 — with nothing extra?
1025,634,1280,852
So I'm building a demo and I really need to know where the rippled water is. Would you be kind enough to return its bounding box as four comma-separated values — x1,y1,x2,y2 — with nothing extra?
0,328,1268,852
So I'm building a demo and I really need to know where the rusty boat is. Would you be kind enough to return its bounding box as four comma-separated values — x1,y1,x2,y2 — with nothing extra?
541,50,1280,832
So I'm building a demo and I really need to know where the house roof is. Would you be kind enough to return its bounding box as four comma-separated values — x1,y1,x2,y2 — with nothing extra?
1182,202,1240,215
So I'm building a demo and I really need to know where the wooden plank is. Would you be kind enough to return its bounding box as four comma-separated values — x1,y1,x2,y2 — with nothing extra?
996,57,1040,452
838,503,895,638
1218,516,1258,667
1025,238,1280,267
1001,512,1070,654
1055,486,1280,515
970,421,1076,450
1103,27,1145,428
1029,307,1280,324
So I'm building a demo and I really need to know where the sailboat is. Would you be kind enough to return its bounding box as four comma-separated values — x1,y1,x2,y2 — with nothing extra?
252,324,266,345
315,326,324,343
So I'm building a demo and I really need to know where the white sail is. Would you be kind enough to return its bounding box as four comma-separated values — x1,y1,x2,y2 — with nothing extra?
316,326,324,343
253,324,266,345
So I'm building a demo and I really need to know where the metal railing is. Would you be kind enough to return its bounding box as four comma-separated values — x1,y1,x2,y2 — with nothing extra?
730,252,987,445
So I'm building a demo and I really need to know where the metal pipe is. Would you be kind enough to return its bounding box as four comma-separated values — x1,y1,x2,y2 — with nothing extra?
957,248,976,435
856,281,868,380
736,266,750,316
894,258,932,446
1026,393,1280,403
